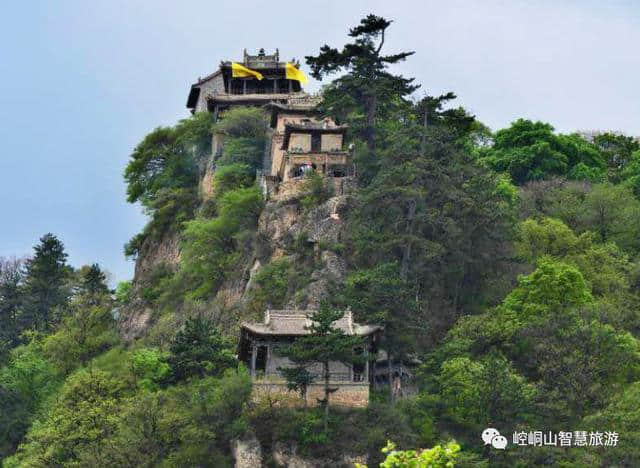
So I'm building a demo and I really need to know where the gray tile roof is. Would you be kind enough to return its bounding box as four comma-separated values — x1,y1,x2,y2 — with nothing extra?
241,309,381,336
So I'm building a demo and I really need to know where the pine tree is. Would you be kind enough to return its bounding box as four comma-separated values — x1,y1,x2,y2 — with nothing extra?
166,315,236,382
279,305,362,431
305,15,418,152
21,233,70,332
0,257,24,361
78,263,110,302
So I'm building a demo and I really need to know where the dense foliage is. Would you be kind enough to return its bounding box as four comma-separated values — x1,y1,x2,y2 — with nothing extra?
3,13,640,468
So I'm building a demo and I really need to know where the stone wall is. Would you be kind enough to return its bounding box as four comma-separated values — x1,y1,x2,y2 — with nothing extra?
276,113,308,132
321,133,343,152
195,73,224,112
289,133,311,152
270,133,285,177
253,381,369,408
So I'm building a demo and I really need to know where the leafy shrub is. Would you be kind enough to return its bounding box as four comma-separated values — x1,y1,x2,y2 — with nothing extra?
213,163,255,196
217,137,265,169
166,316,236,382
300,171,331,210
129,348,170,391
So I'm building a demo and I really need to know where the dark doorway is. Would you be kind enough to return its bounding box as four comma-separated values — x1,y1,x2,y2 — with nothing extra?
255,345,268,373
311,132,321,152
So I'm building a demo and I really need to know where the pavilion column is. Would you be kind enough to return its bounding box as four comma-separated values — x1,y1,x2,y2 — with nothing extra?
364,348,370,382
250,343,257,378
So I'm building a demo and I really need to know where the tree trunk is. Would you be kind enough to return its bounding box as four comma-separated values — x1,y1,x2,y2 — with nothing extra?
387,351,394,404
421,109,428,155
323,360,330,432
365,94,377,151
400,200,417,280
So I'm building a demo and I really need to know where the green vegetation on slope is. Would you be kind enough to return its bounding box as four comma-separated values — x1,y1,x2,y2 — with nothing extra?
3,13,640,468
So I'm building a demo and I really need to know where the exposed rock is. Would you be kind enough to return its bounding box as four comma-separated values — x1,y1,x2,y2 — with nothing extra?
291,195,350,244
272,442,366,468
133,229,181,280
121,172,356,339
232,436,262,468
119,307,152,342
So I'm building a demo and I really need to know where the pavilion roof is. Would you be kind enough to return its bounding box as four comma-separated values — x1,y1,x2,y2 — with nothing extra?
240,309,381,337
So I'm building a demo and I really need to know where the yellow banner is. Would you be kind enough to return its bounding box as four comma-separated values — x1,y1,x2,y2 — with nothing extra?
231,62,264,80
285,63,308,84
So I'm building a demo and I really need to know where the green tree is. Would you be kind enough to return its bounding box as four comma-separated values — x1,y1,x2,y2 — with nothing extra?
0,339,61,459
123,113,214,258
77,263,110,301
4,368,123,467
277,365,315,407
577,382,640,467
593,132,640,183
42,293,117,374
306,14,418,152
350,125,516,347
356,440,461,468
0,257,24,361
438,352,535,429
129,348,170,391
430,258,640,431
344,262,416,399
176,185,263,299
166,315,236,382
213,107,268,170
124,112,213,207
579,183,640,252
21,233,70,332
279,305,363,431
480,119,605,184
213,163,255,197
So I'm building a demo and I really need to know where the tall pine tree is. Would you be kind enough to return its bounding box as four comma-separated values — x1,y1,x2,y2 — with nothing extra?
279,305,362,431
305,15,418,153
21,233,70,332
0,257,24,361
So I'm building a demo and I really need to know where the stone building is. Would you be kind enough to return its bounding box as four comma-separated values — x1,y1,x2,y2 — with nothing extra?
267,100,353,181
187,49,355,192
237,309,382,407
186,48,304,116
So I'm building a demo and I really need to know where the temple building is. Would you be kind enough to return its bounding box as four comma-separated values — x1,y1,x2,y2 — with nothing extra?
237,309,382,407
186,48,304,116
267,100,353,181
187,49,355,188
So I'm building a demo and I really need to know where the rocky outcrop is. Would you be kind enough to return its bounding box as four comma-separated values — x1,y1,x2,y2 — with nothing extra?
120,174,357,340
272,442,366,468
120,229,181,341
232,438,367,468
232,436,262,468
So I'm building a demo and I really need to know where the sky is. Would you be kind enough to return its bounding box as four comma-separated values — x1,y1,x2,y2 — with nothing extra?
1,0,639,284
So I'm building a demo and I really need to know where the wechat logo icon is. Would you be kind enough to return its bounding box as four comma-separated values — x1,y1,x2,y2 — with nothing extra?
482,428,508,450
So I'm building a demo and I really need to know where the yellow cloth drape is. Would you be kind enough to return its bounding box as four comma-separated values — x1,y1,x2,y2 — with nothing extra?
231,62,264,80
285,63,309,84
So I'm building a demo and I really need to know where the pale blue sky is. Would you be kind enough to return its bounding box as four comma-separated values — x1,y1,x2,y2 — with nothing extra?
1,0,638,283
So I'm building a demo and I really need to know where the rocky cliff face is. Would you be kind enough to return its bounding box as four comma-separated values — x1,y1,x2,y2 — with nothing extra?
120,228,181,341
232,436,367,468
119,173,357,341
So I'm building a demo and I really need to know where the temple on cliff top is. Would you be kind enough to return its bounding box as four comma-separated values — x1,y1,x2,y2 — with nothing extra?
187,48,354,189
186,50,397,407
